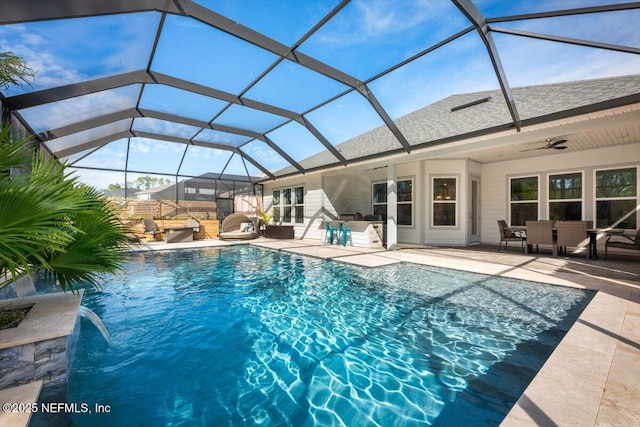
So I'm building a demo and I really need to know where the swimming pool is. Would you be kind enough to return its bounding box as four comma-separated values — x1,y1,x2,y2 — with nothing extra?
62,246,592,426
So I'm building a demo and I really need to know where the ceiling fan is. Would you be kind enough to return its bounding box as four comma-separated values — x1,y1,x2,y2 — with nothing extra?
520,138,568,152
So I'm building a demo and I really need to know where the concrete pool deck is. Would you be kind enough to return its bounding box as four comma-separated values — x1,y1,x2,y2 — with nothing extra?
129,237,639,426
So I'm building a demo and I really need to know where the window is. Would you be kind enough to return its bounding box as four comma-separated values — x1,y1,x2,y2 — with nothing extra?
549,172,582,221
433,177,456,226
595,167,637,229
282,188,292,223
294,186,304,224
397,179,413,226
372,179,413,225
372,182,387,221
272,190,280,223
272,186,304,224
510,176,538,226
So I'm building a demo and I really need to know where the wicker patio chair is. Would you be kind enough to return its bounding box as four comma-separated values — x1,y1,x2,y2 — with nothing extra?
556,221,588,258
525,220,557,256
497,220,525,252
218,213,259,240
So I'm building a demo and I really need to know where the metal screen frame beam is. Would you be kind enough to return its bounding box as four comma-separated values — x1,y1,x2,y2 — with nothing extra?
453,0,521,131
489,27,640,55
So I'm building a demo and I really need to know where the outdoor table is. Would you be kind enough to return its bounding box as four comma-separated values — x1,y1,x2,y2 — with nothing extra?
163,226,194,243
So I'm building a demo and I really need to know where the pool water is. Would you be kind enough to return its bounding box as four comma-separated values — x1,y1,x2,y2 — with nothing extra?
63,246,592,426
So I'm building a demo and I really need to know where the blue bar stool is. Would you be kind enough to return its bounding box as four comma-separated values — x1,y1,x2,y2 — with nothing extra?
324,221,338,244
339,223,352,246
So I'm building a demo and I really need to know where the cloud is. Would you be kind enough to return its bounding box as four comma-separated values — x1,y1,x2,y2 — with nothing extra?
21,85,139,132
1,13,158,95
243,141,288,169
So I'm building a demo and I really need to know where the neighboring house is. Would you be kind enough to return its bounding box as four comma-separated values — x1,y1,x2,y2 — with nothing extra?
135,183,174,200
260,75,640,248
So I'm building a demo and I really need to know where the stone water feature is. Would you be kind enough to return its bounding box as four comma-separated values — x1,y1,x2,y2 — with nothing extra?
0,275,84,426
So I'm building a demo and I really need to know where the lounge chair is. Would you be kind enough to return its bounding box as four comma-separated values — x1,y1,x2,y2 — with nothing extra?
218,213,259,240
143,219,162,241
605,229,640,260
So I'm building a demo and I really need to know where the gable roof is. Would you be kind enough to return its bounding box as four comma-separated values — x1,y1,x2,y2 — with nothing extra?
270,74,640,178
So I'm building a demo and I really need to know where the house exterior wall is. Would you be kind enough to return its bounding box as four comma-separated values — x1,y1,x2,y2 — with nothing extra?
262,143,639,248
481,144,640,245
264,174,324,240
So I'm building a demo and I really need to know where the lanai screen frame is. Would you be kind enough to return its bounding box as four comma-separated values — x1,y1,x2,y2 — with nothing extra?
1,0,638,193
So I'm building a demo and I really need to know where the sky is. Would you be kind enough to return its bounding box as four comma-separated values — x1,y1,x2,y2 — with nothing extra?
0,0,638,190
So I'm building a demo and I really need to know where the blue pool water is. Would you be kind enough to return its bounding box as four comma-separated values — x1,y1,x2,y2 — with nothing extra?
60,246,591,426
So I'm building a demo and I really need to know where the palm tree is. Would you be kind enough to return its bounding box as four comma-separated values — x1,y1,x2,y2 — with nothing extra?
0,52,129,292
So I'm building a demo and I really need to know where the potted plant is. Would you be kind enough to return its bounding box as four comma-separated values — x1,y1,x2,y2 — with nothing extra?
258,209,272,236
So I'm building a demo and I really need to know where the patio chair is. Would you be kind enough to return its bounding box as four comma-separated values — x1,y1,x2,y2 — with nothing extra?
497,220,525,252
324,221,338,244
525,220,557,257
339,223,352,247
604,229,640,260
555,221,588,258
142,219,162,241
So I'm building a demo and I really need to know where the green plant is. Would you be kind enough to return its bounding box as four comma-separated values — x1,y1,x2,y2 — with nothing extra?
0,51,128,293
0,51,35,89
0,129,130,292
259,209,272,226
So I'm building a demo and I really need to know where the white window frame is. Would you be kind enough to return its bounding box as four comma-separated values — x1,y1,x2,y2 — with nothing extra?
548,171,584,221
397,178,414,227
371,179,413,226
593,166,638,228
293,185,305,224
272,185,305,224
372,181,387,220
432,176,457,227
509,175,539,226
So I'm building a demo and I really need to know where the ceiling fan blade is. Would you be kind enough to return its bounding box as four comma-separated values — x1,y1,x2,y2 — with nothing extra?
553,145,568,150
549,139,567,147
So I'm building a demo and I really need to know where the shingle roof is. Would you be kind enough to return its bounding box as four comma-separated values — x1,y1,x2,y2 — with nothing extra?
274,75,640,177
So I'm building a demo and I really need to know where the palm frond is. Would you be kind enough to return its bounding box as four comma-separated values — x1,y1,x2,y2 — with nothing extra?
1,129,129,292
